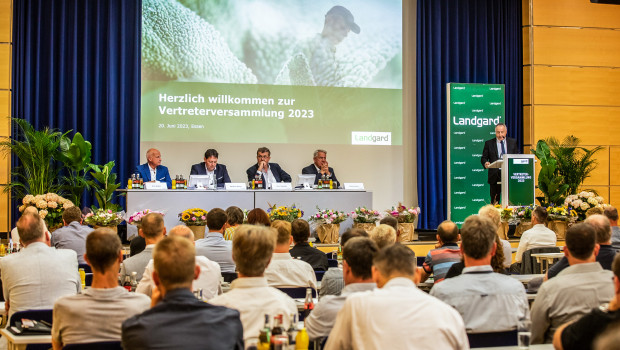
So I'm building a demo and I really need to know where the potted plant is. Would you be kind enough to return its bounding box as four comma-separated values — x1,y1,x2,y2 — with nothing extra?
88,161,122,212
385,203,420,242
514,205,535,238
128,209,165,227
308,207,349,244
83,209,124,233
350,207,381,233
564,191,606,221
546,205,577,239
267,204,303,223
531,140,569,207
19,193,75,231
179,208,208,239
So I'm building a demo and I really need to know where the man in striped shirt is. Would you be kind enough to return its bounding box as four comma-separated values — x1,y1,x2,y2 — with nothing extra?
420,220,461,283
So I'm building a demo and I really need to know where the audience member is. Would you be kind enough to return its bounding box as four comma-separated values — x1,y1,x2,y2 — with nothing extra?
137,225,222,298
52,228,150,349
531,223,614,344
369,224,396,249
319,228,368,298
421,220,461,283
513,206,556,265
479,204,512,268
264,220,317,289
10,206,47,248
553,253,620,350
431,215,529,333
224,206,244,241
289,219,329,271
306,237,378,340
121,213,166,283
129,235,146,257
325,244,468,349
50,206,93,265
379,216,399,236
246,208,271,227
210,225,297,342
1,212,80,319
196,208,236,273
604,206,620,249
547,214,616,280
122,236,244,349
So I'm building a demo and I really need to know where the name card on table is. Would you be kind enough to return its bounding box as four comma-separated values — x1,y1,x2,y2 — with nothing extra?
144,182,168,190
271,182,293,190
225,183,247,191
344,183,364,190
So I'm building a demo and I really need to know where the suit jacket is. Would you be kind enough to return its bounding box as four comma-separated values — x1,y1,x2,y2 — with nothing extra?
246,163,292,183
480,137,519,184
301,164,339,186
189,163,231,187
135,163,172,189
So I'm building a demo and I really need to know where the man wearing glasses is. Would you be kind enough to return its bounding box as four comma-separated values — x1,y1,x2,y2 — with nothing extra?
246,147,292,189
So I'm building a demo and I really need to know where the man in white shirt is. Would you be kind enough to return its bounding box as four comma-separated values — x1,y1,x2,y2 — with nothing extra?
137,225,222,299
531,222,614,344
431,215,529,333
52,228,151,349
264,220,317,289
1,212,80,319
514,206,557,263
210,225,297,342
305,237,378,340
120,213,166,283
325,244,469,350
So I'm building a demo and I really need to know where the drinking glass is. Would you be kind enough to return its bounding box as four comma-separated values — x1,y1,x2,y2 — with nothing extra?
518,318,531,349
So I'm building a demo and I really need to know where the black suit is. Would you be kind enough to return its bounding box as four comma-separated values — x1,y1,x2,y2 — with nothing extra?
301,164,339,186
189,163,231,187
246,163,291,183
480,137,519,203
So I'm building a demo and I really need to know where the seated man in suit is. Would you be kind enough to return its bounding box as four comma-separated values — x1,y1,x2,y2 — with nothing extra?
135,148,172,189
189,149,231,188
246,147,291,188
301,149,339,186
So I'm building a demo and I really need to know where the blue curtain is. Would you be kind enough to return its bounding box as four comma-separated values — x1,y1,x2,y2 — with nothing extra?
416,0,523,229
12,0,141,220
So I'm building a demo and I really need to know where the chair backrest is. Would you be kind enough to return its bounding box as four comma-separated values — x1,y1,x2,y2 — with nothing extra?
221,272,238,283
9,309,53,327
416,256,425,267
467,330,518,348
315,270,325,282
521,246,561,274
85,273,93,287
327,259,338,268
325,251,337,259
78,264,92,273
277,287,317,299
63,341,122,350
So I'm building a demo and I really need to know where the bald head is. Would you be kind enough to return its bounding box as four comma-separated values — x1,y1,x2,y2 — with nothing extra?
585,214,612,244
17,212,45,245
437,220,459,243
169,225,194,241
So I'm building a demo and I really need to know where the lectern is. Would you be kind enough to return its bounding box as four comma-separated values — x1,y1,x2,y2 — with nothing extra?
487,154,536,207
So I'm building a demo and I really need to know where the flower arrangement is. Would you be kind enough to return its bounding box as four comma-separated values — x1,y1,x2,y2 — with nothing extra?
546,205,577,222
499,207,514,222
514,205,535,222
350,207,382,224
308,207,349,225
564,191,606,220
179,208,208,226
83,208,124,227
19,193,75,230
386,203,420,223
267,204,303,222
128,209,165,225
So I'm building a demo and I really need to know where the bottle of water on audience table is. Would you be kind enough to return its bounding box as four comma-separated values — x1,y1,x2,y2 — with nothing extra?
303,288,314,319
130,272,138,292
286,313,298,349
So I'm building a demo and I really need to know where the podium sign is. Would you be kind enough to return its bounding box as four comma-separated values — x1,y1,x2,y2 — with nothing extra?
501,154,536,207
447,83,505,226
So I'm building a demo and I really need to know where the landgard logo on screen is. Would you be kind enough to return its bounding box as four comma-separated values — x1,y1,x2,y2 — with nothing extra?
351,132,392,145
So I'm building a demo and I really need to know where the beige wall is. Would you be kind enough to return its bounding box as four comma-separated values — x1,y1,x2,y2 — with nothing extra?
523,0,620,207
0,0,11,233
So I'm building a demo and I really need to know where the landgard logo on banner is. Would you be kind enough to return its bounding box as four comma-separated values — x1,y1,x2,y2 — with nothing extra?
447,83,505,226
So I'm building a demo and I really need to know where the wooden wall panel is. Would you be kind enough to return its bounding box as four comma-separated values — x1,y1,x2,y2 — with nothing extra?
532,106,620,146
523,106,532,146
580,186,609,203
611,186,620,208
0,44,9,90
522,0,530,26
583,147,609,187
611,147,620,186
0,190,7,230
523,65,531,105
532,0,620,29
0,0,10,43
533,66,620,106
533,27,620,67
0,90,8,117
522,27,531,66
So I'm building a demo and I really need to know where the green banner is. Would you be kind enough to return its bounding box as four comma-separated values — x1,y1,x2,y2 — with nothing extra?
447,83,505,226
507,157,535,206
141,81,402,145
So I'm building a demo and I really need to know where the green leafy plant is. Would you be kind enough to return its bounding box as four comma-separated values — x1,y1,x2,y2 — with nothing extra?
531,140,569,206
88,161,121,212
57,132,92,207
545,136,602,196
0,118,66,198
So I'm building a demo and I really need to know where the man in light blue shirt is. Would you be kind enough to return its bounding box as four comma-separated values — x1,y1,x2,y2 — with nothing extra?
305,237,378,340
51,206,93,264
196,208,236,273
431,214,529,333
